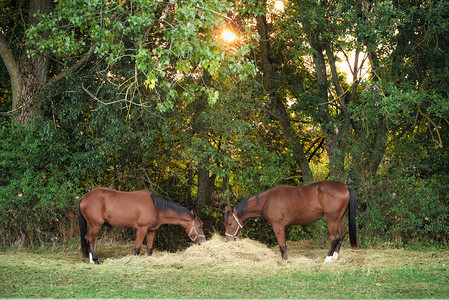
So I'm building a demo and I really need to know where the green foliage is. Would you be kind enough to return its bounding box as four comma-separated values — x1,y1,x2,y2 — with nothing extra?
356,131,449,246
1,0,449,249
0,121,83,245
26,0,256,111
358,175,449,245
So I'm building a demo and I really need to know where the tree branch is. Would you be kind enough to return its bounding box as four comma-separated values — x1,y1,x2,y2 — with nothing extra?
46,44,96,86
324,41,343,98
0,31,22,111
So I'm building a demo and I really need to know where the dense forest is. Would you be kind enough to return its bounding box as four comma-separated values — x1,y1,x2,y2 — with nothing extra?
1,0,448,249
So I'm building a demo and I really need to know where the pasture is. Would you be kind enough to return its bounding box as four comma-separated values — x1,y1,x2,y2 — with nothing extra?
1,235,448,298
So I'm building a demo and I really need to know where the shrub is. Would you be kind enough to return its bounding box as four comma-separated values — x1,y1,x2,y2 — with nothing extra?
0,122,83,245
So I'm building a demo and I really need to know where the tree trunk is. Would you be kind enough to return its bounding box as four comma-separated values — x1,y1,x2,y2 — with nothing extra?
255,14,312,182
186,164,193,206
197,163,216,209
0,0,94,125
309,34,350,179
3,0,52,125
14,52,50,125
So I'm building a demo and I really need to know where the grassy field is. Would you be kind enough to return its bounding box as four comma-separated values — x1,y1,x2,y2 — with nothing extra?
1,235,448,298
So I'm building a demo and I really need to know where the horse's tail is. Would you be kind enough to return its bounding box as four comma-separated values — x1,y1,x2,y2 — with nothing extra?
78,198,89,258
347,186,358,249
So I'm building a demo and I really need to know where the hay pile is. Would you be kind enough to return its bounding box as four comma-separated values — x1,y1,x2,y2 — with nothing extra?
101,234,328,275
184,233,279,264
102,234,285,272
85,235,449,275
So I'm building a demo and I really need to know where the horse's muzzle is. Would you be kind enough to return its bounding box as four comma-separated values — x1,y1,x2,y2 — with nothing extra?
196,237,206,245
225,235,236,242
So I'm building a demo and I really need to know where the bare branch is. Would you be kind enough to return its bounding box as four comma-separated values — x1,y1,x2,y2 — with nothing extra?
46,44,96,86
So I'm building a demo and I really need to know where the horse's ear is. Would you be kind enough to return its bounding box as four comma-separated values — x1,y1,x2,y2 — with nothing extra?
191,209,194,215
224,206,229,213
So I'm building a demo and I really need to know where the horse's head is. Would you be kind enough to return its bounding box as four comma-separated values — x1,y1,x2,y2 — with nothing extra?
224,206,243,241
187,211,206,245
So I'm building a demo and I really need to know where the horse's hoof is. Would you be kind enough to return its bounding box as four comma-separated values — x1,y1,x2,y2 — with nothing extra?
324,256,333,263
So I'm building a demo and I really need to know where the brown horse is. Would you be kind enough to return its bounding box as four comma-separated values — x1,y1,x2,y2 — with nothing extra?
78,188,206,264
224,180,357,262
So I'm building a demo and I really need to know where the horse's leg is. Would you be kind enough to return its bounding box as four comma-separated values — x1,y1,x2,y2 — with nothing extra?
86,223,102,264
145,230,156,256
134,227,148,256
332,222,345,261
272,223,288,260
325,221,342,263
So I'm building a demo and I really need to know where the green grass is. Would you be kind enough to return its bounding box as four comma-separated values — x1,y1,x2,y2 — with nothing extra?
0,237,448,298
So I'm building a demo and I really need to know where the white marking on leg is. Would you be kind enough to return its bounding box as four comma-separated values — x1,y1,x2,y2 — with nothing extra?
324,255,333,263
89,253,94,264
332,252,339,261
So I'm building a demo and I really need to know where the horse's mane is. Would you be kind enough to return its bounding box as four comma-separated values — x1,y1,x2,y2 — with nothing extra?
152,195,194,218
226,192,261,219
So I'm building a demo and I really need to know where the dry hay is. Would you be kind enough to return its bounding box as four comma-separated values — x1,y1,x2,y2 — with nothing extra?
183,233,279,264
97,234,350,276
101,234,284,274
4,234,449,280
96,234,449,275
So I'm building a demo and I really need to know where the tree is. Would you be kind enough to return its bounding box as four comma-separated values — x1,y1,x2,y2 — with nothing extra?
25,0,255,114
227,0,316,182
255,10,312,182
0,0,95,125
1,0,449,247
